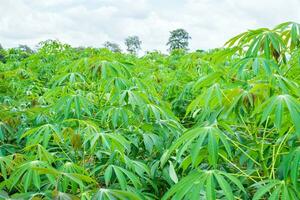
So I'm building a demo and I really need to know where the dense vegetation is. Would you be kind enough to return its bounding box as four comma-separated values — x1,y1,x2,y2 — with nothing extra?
0,22,300,199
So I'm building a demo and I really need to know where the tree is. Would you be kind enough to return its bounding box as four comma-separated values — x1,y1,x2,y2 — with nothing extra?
103,41,122,53
167,28,191,51
0,44,6,63
18,44,34,54
124,36,141,54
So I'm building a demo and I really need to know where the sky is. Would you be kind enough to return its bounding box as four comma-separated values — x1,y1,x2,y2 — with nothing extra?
0,0,300,52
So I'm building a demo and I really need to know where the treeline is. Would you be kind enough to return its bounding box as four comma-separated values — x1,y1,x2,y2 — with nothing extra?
0,28,192,63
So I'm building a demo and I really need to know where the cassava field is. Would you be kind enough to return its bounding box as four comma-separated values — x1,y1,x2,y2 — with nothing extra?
0,22,300,199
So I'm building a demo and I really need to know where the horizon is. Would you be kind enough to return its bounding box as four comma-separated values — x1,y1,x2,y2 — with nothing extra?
1,0,300,53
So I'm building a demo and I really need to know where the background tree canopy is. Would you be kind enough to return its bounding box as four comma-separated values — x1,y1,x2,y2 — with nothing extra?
124,36,142,54
167,28,191,51
103,41,122,53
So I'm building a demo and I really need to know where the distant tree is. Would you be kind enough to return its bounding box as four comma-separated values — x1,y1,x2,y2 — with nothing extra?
74,46,86,51
18,44,34,54
103,41,122,53
167,28,191,51
196,49,205,53
124,36,141,54
0,44,6,63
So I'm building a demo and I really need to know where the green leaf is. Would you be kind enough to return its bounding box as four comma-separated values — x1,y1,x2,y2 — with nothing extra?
104,165,113,186
253,181,280,200
208,131,218,167
214,173,234,200
168,161,178,183
206,172,216,200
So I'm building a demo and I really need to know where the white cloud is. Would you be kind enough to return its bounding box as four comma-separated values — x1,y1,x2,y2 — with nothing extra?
0,0,299,52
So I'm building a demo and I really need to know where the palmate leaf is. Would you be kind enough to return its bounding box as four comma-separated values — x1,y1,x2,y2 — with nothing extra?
1,191,49,200
89,60,131,79
23,144,54,163
0,121,13,141
252,179,300,200
162,169,245,200
232,57,280,78
272,74,300,96
51,72,86,87
35,163,95,193
57,161,95,192
52,191,80,200
223,88,258,118
124,156,151,178
99,106,133,129
142,133,163,154
53,93,94,119
275,22,300,50
192,71,223,90
186,83,224,115
104,165,142,190
153,118,183,140
279,147,300,188
6,160,55,192
84,130,131,153
119,89,149,109
92,188,140,200
0,155,13,180
259,94,300,134
101,77,131,93
225,27,286,62
21,123,61,148
161,124,232,168
143,103,176,122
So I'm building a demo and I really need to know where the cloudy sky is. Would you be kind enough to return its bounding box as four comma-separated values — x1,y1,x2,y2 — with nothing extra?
1,0,300,52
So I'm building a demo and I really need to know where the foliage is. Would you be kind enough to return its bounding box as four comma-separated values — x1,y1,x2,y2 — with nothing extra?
0,22,300,199
124,36,142,54
167,28,191,51
103,41,122,53
0,44,6,63
18,44,35,55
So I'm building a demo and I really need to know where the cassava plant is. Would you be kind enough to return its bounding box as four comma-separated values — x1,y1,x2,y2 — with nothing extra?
0,22,300,199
